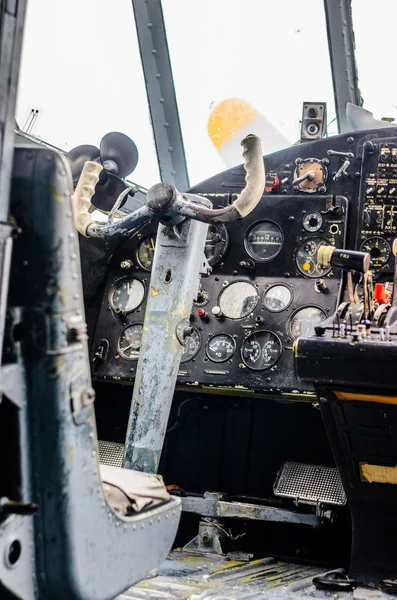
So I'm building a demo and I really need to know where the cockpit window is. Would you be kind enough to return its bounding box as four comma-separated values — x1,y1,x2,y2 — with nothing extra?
162,0,337,185
352,0,397,124
15,0,160,188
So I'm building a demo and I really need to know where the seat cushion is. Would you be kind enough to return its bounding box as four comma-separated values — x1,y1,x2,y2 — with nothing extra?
100,464,171,516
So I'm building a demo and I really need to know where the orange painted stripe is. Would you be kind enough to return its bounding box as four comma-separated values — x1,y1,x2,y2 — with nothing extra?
335,391,397,405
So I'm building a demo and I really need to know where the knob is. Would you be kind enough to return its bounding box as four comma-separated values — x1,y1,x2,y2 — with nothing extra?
197,309,209,321
239,259,255,272
212,306,223,318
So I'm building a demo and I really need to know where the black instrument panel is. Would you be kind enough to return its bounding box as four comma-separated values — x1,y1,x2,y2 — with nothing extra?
86,126,397,396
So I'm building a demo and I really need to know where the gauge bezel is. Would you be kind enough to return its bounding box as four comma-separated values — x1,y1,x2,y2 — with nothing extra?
180,325,202,364
240,330,282,371
108,277,146,314
244,220,284,262
359,236,391,269
302,211,323,233
205,333,236,363
217,280,259,320
263,283,293,313
117,322,144,360
206,223,229,267
295,237,332,278
136,235,157,272
288,305,327,340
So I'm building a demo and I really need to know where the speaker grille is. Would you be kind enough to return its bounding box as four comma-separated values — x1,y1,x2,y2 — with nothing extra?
274,461,346,506
98,440,124,468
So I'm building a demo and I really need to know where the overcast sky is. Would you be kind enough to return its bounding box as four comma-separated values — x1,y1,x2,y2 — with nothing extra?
15,0,397,189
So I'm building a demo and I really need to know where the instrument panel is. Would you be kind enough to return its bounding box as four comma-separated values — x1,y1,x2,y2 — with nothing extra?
86,126,397,396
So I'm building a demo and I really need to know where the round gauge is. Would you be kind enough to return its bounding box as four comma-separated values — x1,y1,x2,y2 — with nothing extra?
294,158,327,193
263,284,293,313
360,237,391,269
289,306,327,340
118,323,143,360
303,212,323,233
296,237,331,278
206,334,236,363
180,326,201,363
109,278,145,313
218,281,259,319
244,221,283,262
241,330,282,371
205,224,229,266
136,235,156,271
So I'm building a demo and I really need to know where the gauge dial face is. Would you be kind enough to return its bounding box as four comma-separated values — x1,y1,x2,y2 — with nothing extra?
303,212,323,233
263,284,293,313
245,221,283,262
206,334,236,363
110,278,145,313
289,306,327,340
118,323,143,360
137,235,156,271
360,237,391,269
205,224,229,266
241,330,282,371
296,237,331,278
180,326,201,363
294,158,327,193
218,281,259,319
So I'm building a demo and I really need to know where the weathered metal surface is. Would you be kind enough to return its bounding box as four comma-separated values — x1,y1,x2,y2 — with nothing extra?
8,146,181,600
323,0,361,133
123,195,211,472
120,551,331,599
131,0,190,191
181,497,321,527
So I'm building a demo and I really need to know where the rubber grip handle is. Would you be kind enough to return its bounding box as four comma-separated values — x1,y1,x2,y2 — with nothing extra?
72,161,103,236
233,134,265,218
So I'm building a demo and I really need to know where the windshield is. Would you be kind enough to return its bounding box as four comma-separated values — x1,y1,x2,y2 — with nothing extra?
15,0,159,189
162,0,337,186
352,0,397,123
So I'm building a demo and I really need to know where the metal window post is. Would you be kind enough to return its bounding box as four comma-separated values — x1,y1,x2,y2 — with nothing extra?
131,0,190,191
323,0,361,133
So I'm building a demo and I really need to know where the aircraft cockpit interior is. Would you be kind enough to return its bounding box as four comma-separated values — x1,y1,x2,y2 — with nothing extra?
3,1,397,599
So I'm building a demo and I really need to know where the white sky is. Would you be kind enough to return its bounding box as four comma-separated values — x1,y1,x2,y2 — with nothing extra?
15,0,397,189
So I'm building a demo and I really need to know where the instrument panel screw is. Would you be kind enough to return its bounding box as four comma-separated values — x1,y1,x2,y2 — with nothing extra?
289,216,294,221
347,137,354,144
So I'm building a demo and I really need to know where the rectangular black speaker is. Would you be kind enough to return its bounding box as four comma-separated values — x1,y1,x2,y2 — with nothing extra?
300,102,327,142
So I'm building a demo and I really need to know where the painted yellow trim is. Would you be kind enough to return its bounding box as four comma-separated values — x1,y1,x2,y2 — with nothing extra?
360,463,397,484
335,391,397,405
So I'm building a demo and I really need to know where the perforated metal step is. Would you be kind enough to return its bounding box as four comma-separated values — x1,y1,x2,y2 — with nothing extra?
274,461,346,506
98,440,124,468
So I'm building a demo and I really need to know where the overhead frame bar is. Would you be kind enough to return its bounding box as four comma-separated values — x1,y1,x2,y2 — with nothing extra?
323,0,361,133
131,0,190,191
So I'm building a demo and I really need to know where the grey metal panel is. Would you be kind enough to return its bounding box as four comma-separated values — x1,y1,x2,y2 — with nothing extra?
9,146,181,600
131,0,189,191
323,0,361,133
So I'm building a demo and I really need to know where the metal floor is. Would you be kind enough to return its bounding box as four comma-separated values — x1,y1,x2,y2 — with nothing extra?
119,551,343,600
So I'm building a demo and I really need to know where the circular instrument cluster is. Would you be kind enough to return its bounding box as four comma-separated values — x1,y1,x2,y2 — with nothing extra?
109,278,145,313
263,284,292,313
241,331,282,371
118,323,143,360
245,220,283,262
360,236,391,269
295,237,331,278
181,326,201,363
206,334,236,363
218,281,259,319
136,223,229,271
289,306,327,340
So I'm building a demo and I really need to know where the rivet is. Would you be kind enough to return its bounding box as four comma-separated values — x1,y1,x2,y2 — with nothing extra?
70,253,77,260
72,273,78,279
159,98,164,103
69,232,74,238
147,22,152,28
66,211,72,218
152,49,157,54
168,146,173,152
156,73,161,78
